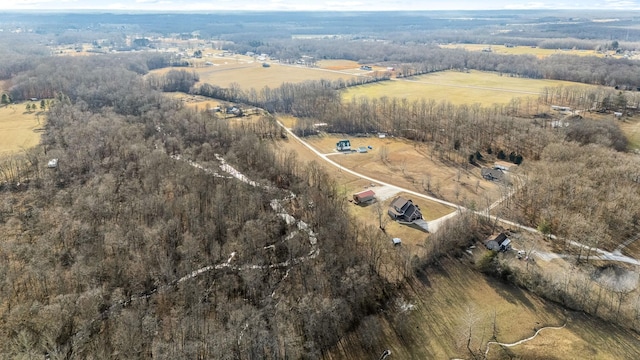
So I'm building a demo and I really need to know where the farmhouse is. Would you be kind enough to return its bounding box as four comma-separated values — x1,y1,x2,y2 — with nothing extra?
336,139,351,151
481,168,504,181
388,196,422,222
353,189,376,205
484,233,512,252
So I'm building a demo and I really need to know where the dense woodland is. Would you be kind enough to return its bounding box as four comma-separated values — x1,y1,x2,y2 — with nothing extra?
0,55,400,358
1,10,640,359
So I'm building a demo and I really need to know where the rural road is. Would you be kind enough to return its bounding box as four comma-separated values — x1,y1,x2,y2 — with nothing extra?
276,121,462,207
277,121,640,265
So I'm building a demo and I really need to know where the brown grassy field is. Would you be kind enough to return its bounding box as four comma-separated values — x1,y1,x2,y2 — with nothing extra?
324,257,640,360
440,43,616,59
303,132,503,207
0,103,44,155
342,70,591,106
150,59,359,91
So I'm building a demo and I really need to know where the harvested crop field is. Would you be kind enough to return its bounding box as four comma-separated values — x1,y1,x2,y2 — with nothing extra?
342,70,591,105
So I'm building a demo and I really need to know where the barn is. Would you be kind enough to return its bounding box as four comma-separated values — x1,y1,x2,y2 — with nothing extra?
353,189,376,205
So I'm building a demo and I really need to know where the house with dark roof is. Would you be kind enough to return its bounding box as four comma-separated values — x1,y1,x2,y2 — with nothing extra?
485,233,512,252
481,168,504,181
388,196,422,222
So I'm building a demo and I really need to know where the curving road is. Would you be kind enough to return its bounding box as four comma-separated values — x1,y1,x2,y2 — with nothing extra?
277,121,640,265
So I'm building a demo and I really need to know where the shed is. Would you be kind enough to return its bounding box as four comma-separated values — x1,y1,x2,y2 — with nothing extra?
392,238,402,246
47,159,58,168
353,189,376,205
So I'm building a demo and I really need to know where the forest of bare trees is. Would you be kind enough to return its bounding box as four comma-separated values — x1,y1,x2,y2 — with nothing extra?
2,10,640,358
0,54,397,358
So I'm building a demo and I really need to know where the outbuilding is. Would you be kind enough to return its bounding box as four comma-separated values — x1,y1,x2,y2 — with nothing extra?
353,189,376,205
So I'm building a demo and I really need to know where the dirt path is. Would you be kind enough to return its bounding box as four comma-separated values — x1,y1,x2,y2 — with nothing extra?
484,321,567,357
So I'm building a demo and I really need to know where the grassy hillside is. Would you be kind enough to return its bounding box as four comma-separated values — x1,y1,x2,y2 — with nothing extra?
325,257,640,360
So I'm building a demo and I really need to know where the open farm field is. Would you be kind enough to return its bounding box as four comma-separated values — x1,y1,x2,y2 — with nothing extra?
325,257,640,360
440,43,613,58
343,70,591,106
0,103,44,155
150,60,359,91
303,133,502,207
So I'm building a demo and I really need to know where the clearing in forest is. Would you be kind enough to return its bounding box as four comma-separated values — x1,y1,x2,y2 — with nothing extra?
150,60,359,91
619,117,640,150
342,70,591,106
0,103,44,155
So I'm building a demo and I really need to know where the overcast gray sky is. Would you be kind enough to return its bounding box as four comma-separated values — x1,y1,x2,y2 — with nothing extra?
4,0,640,11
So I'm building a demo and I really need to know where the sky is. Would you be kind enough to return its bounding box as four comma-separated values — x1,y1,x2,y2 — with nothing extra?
4,0,640,11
